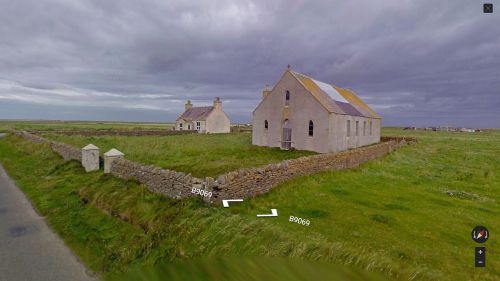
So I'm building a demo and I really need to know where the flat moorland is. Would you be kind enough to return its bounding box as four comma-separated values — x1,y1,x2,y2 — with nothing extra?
0,120,173,132
42,132,315,178
0,126,499,281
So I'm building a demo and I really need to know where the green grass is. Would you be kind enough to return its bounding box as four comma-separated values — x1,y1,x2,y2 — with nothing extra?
0,127,499,280
0,120,173,132
227,128,500,280
108,257,388,281
42,133,315,178
0,134,400,280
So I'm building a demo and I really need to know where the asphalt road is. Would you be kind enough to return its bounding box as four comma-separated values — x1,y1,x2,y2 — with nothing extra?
0,134,97,281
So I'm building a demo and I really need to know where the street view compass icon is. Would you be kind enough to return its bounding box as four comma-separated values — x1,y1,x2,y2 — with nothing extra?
472,226,489,243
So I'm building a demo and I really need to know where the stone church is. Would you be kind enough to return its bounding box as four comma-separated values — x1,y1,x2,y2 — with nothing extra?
176,97,230,134
252,67,381,153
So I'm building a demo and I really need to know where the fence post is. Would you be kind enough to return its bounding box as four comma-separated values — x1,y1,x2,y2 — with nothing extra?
82,144,100,172
104,148,125,174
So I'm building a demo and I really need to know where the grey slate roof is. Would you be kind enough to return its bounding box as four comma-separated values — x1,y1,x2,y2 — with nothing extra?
178,106,214,121
334,101,364,117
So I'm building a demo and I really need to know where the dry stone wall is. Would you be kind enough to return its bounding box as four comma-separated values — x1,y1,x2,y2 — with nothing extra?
207,137,417,203
14,130,48,144
109,158,202,199
50,141,82,161
13,130,82,161
12,129,416,205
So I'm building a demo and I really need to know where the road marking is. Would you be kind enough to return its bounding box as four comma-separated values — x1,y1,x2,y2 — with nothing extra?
222,199,243,207
257,209,278,217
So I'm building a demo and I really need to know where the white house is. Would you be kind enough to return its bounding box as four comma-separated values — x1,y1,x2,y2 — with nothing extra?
176,97,231,134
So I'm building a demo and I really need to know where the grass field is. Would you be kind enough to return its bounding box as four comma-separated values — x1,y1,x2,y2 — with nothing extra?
110,257,388,281
0,120,173,132
42,133,315,178
0,126,499,280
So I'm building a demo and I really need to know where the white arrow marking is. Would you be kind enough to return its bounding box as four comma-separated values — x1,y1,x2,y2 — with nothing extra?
257,209,278,217
222,199,243,207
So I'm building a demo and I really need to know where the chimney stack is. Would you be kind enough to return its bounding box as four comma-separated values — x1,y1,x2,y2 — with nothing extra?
262,84,271,99
213,97,222,110
185,100,192,111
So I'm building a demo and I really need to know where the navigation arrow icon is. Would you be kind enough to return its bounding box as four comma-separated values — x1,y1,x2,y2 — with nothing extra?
222,199,243,207
257,209,278,217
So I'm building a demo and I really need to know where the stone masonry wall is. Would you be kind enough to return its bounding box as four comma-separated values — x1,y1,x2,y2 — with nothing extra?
207,137,417,203
13,130,82,161
109,158,202,199
50,141,82,161
14,130,48,144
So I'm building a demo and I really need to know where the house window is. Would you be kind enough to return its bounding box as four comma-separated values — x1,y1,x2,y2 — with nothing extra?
370,120,373,135
363,121,366,136
264,120,269,130
308,120,314,136
196,121,201,131
285,90,290,105
188,124,191,130
179,123,183,130
347,120,350,137
355,121,359,136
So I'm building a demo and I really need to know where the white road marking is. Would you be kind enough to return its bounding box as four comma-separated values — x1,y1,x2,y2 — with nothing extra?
222,199,243,207
257,209,278,217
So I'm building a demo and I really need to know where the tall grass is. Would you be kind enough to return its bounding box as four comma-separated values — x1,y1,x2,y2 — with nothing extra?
0,128,499,280
0,134,411,280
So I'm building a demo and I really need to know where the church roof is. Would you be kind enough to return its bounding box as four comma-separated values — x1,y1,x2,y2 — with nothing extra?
290,71,380,119
178,106,214,121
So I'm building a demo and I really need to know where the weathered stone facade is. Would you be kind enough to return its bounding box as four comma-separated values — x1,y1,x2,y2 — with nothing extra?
109,158,202,199
253,69,381,153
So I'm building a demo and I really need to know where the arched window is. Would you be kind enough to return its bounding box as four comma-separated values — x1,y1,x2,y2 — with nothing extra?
264,120,269,129
308,120,314,136
285,90,290,105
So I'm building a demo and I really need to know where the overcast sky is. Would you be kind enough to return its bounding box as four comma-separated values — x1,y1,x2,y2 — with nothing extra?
0,0,499,127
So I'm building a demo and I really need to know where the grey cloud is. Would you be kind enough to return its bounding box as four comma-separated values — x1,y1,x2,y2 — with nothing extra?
0,0,499,126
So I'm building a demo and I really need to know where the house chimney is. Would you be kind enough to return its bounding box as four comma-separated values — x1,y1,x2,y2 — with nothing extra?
185,100,192,111
262,84,271,99
213,97,222,110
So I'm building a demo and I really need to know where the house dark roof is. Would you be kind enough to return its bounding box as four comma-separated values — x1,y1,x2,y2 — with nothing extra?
290,71,380,119
335,101,364,117
178,106,214,121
